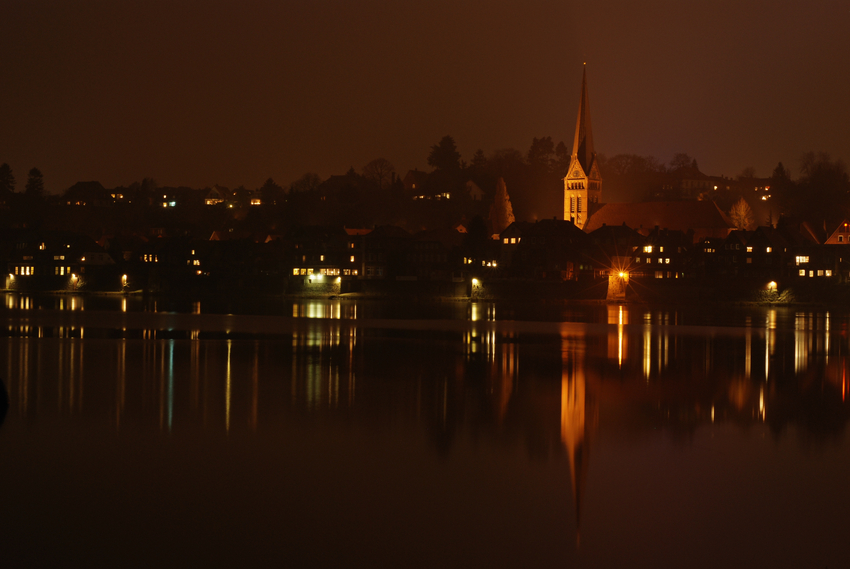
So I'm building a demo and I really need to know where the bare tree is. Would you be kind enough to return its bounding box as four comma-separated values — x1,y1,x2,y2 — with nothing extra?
729,197,755,230
737,166,757,180
362,158,395,189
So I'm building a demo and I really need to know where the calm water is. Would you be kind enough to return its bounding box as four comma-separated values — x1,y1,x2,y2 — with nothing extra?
1,294,849,568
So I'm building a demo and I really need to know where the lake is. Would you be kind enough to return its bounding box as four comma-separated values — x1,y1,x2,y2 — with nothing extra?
1,294,848,568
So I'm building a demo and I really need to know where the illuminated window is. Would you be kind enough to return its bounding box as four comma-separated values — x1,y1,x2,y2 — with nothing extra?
795,256,809,265
14,267,19,275
826,270,833,277
577,197,582,212
809,271,814,277
503,238,508,244
320,255,324,262
511,238,516,244
798,269,805,276
193,260,200,266
746,246,753,253
665,258,670,264
343,269,351,275
659,246,664,252
766,247,772,253
655,271,663,278
635,257,640,263
39,243,45,250
643,246,653,253
293,268,300,275
353,270,358,276
350,255,355,263
817,270,824,276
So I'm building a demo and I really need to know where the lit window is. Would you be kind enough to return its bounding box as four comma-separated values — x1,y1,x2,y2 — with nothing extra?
746,247,753,253
826,270,833,277
766,247,772,253
817,270,824,276
795,256,809,265
643,245,653,253
799,269,806,276
635,257,640,263
353,270,358,276
503,238,508,244
350,256,355,263
655,271,663,278
293,268,300,275
320,255,324,262
809,271,814,277
511,238,516,244
659,246,664,252
665,258,670,264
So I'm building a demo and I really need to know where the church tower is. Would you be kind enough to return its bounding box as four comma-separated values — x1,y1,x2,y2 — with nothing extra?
564,65,602,228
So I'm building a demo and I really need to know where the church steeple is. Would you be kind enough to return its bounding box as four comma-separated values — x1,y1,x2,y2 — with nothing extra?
564,65,602,229
572,66,596,175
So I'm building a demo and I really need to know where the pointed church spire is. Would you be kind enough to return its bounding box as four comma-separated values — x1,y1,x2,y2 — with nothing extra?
571,64,596,174
563,65,602,228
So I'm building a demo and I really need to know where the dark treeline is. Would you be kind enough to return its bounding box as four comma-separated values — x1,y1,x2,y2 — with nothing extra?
1,140,848,242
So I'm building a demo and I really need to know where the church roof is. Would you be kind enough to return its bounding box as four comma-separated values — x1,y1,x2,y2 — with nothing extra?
584,201,734,240
571,66,596,175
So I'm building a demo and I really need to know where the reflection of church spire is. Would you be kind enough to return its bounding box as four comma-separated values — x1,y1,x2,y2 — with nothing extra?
560,340,595,546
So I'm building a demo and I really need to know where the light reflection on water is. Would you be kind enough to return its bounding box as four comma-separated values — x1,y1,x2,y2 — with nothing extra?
1,297,850,567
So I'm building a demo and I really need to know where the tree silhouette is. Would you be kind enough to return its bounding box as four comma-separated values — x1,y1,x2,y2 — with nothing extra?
427,136,461,171
0,163,15,194
362,158,395,189
25,167,44,197
489,177,515,235
729,197,755,230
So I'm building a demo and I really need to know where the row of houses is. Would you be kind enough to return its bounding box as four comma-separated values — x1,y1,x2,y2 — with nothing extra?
4,199,850,295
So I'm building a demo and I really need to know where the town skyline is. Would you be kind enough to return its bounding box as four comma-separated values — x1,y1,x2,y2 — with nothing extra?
2,1,848,193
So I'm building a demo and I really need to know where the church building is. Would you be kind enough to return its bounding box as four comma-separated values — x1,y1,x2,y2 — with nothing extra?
564,66,602,229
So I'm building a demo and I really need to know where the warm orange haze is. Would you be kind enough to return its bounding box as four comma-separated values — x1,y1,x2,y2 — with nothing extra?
2,2,850,567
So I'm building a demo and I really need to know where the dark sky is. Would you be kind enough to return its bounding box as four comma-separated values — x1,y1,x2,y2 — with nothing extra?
2,0,848,193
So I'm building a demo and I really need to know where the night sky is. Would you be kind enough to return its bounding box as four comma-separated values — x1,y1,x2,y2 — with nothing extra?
2,0,848,193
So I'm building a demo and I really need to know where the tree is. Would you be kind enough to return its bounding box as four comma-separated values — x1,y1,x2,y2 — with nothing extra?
362,158,395,189
427,135,461,171
25,167,44,197
527,136,555,172
259,178,285,205
737,166,757,180
289,172,321,193
668,153,694,171
729,197,755,230
489,177,516,235
470,149,487,171
0,163,15,194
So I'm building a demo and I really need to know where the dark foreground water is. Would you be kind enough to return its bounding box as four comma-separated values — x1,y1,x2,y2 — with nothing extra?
1,294,849,568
